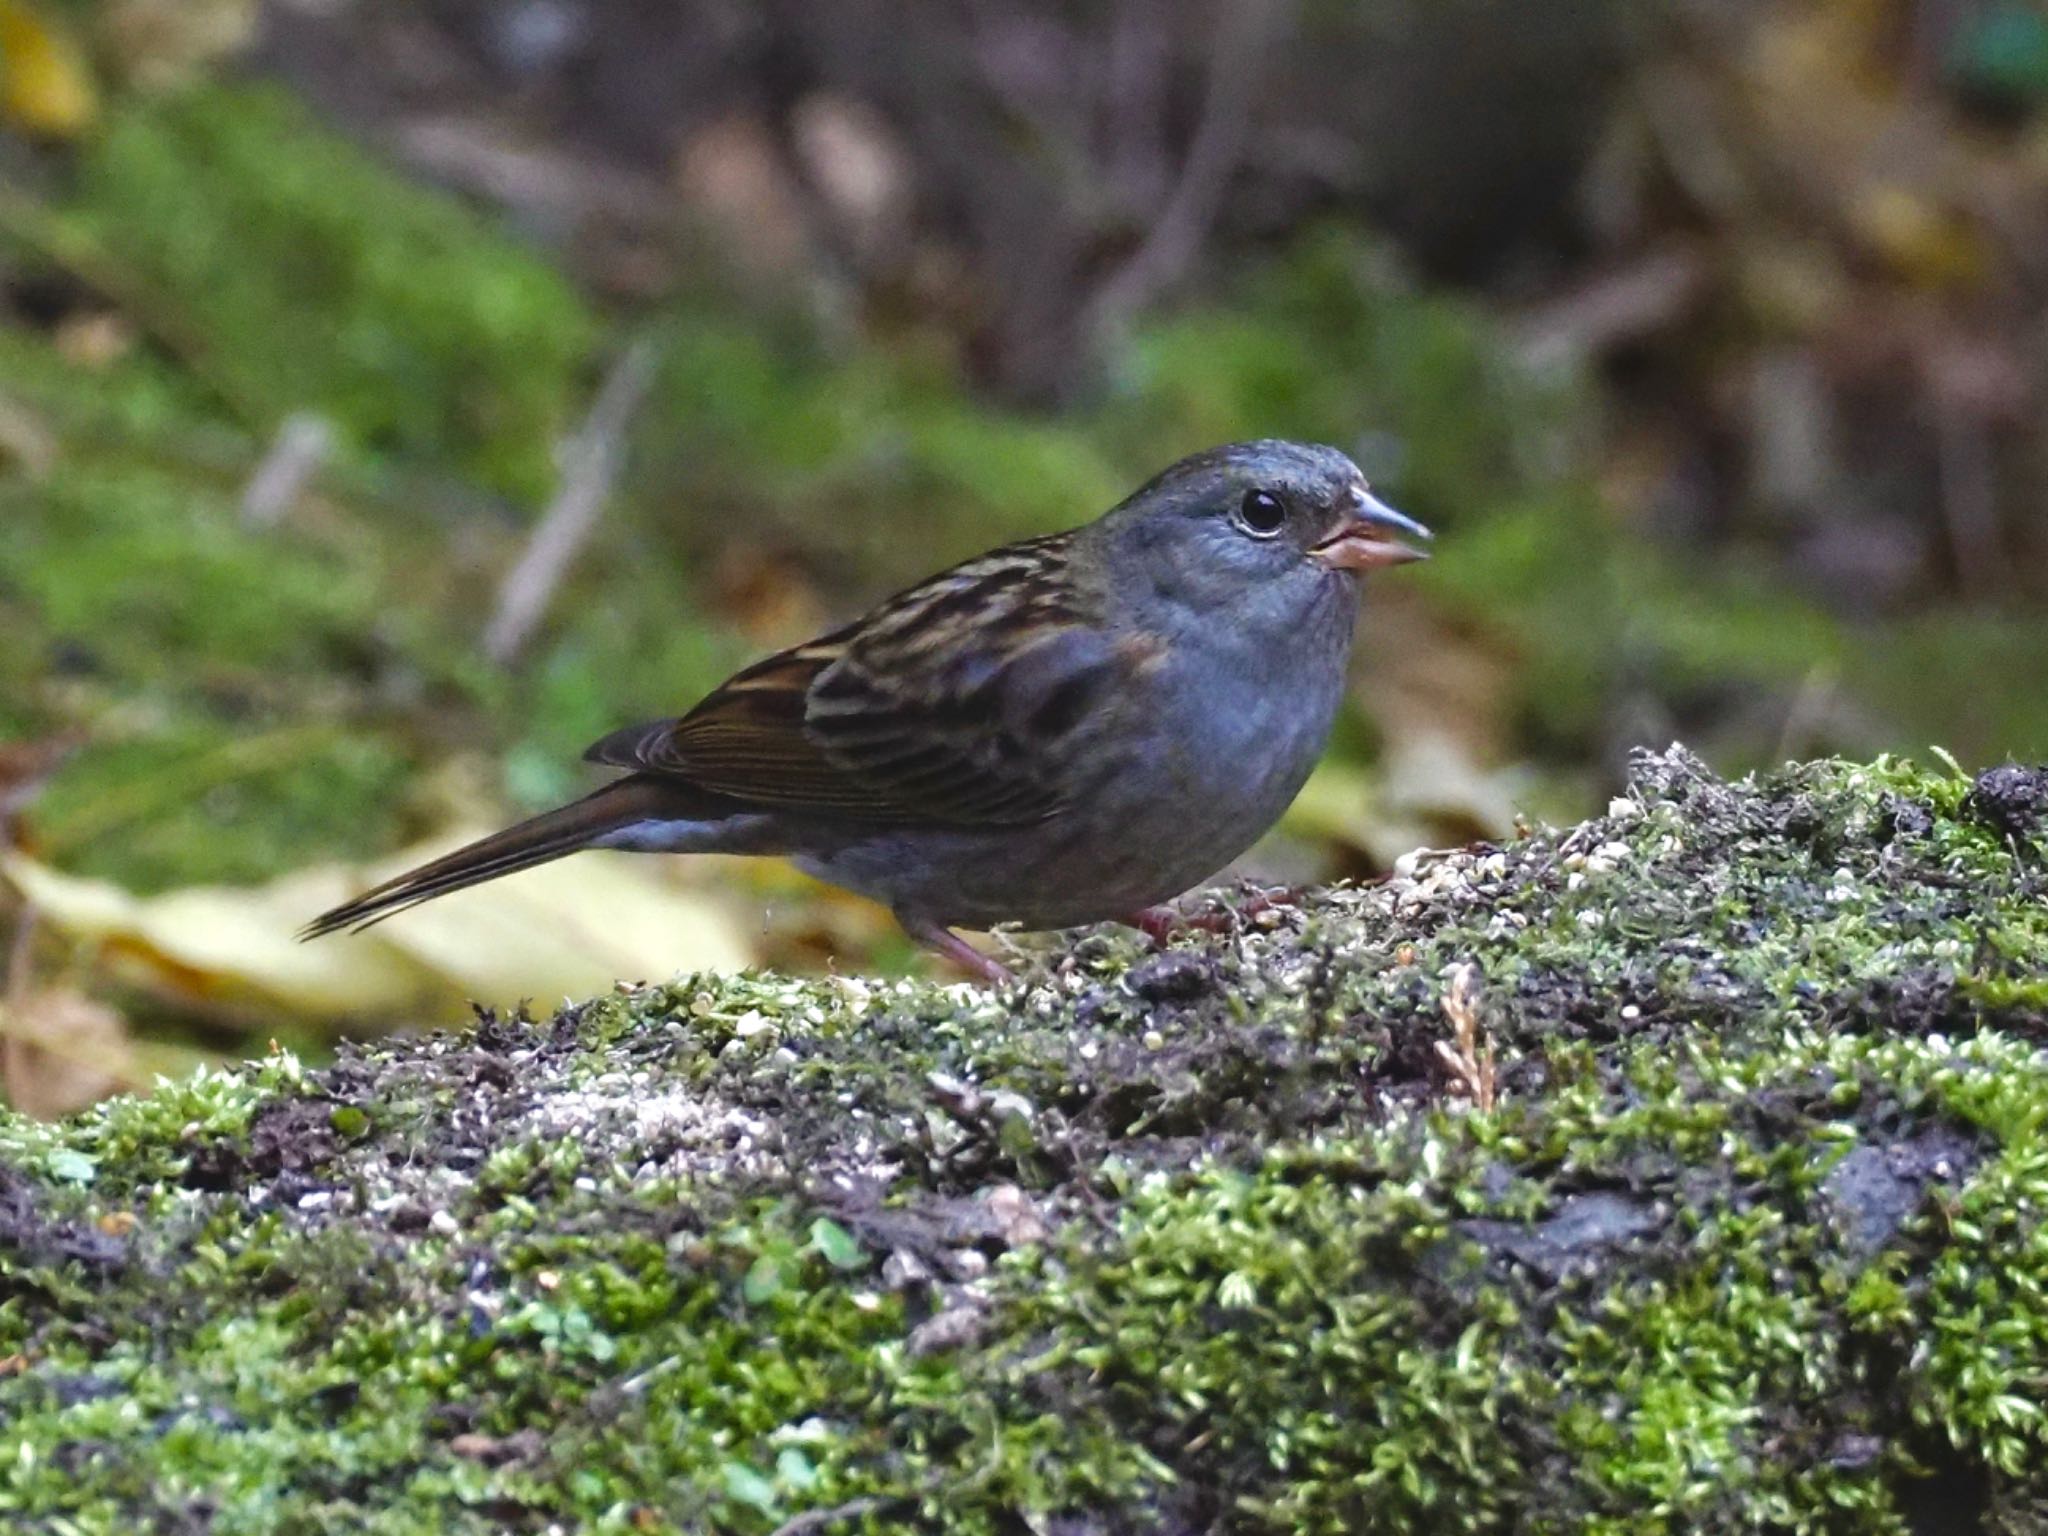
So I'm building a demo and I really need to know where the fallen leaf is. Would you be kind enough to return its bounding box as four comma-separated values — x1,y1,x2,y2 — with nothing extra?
3,829,757,1027
0,986,136,1119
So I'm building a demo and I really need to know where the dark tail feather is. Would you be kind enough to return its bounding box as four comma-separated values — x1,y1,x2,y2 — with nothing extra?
300,777,667,940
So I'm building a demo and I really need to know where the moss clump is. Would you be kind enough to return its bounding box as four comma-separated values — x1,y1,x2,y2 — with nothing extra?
2,755,2046,1531
54,84,596,499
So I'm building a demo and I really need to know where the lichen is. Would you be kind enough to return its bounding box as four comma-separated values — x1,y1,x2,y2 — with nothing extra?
2,749,2045,1532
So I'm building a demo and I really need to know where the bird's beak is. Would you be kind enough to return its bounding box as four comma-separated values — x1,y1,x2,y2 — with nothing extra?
1309,489,1432,572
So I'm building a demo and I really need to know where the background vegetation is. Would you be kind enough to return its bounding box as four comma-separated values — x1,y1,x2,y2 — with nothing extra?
4,0,2048,1105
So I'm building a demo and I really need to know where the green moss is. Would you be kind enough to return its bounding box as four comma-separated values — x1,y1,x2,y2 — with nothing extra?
50,84,596,500
1,752,2045,1530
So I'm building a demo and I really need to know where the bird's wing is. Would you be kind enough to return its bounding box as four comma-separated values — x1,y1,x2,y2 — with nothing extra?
583,533,1125,827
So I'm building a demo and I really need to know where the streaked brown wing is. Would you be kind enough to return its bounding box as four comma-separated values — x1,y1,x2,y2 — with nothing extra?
582,534,1111,827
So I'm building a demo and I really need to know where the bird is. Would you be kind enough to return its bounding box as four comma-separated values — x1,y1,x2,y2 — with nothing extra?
303,440,1431,981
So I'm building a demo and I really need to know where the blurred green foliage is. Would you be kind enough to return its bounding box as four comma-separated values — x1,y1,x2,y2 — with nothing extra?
60,84,595,499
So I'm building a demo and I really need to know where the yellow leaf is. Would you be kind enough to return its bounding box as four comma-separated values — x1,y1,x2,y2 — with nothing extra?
334,830,758,1005
3,833,757,1028
0,0,97,137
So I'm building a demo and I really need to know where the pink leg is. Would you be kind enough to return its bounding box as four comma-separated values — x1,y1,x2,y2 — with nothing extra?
898,916,1014,985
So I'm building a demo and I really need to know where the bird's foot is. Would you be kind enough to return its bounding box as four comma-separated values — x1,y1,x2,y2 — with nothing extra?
899,916,1015,986
1124,886,1301,946
1125,905,1187,946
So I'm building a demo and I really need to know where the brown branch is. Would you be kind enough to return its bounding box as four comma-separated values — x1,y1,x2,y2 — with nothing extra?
1514,247,1707,372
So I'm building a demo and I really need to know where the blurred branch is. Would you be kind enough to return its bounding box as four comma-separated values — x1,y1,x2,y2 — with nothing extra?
1085,0,1292,342
4,900,35,1009
1932,388,2001,595
396,116,678,236
1515,247,1708,372
483,339,660,667
239,411,333,528
0,731,82,844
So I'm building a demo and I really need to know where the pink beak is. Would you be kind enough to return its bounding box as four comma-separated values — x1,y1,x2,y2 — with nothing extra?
1309,488,1432,572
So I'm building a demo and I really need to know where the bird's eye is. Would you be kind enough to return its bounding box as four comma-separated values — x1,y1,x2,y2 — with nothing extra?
1237,488,1286,537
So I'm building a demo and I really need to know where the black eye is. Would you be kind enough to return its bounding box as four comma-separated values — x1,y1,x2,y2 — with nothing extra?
1237,488,1286,537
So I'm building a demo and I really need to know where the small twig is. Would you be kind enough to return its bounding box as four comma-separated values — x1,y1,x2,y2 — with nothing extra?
766,1495,890,1536
239,412,334,528
0,898,40,1109
483,339,660,666
1433,962,1497,1113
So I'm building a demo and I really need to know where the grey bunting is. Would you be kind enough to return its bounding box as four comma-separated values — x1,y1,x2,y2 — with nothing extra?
303,440,1431,980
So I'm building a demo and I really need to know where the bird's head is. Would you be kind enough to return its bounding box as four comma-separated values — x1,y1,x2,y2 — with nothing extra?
1097,439,1430,621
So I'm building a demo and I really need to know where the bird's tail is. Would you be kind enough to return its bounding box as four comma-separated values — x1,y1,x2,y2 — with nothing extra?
301,776,676,939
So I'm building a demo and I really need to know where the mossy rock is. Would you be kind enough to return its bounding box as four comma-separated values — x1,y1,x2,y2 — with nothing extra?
2,749,2046,1533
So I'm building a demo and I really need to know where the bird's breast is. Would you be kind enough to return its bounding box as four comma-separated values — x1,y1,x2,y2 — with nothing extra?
1096,592,1353,863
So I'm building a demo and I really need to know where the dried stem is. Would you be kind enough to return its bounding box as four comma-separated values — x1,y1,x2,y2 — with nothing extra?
1434,962,1498,1113
765,1496,891,1536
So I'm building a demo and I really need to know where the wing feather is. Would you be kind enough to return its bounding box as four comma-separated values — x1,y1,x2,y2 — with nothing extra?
582,533,1114,827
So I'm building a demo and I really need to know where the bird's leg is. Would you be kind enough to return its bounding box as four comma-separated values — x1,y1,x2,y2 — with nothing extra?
898,915,1014,985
